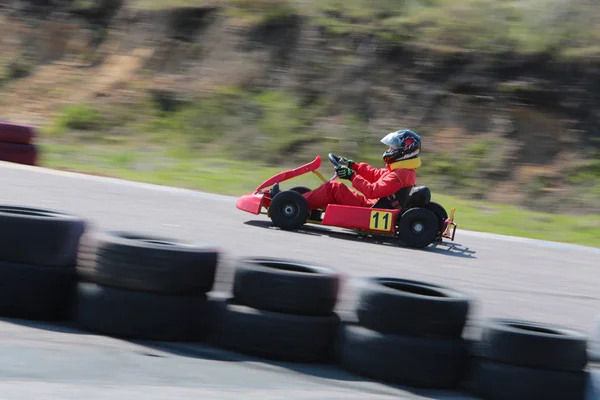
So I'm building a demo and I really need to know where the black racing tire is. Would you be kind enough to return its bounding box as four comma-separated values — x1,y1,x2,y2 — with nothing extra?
289,186,311,194
232,257,341,315
0,205,86,266
339,324,469,389
462,358,588,400
589,313,600,362
211,299,341,362
397,207,439,248
74,282,211,341
269,190,309,230
0,261,77,320
356,276,471,339
478,318,589,372
76,231,220,295
424,201,448,234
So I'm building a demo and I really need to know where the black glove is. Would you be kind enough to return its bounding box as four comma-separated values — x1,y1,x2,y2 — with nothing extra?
335,165,355,180
339,157,355,169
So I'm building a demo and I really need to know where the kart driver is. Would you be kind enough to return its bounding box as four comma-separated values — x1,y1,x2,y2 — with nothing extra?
301,129,422,211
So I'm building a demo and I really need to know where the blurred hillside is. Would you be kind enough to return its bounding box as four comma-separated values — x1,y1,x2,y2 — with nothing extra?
0,0,599,214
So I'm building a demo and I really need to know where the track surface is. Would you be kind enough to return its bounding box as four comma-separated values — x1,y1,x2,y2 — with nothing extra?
0,161,599,399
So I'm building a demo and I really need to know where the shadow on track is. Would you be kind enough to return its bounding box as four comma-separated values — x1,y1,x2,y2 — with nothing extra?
0,316,86,334
243,220,477,259
126,336,480,400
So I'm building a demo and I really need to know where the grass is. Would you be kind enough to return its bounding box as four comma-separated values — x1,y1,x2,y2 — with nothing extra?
126,0,600,58
39,141,600,248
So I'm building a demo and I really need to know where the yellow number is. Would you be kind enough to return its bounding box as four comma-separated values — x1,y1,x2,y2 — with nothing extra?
369,210,392,231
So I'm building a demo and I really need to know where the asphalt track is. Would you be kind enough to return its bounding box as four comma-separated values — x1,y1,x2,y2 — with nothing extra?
0,160,599,399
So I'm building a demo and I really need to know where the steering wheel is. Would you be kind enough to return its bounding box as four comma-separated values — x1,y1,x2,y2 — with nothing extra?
327,153,345,181
328,153,343,167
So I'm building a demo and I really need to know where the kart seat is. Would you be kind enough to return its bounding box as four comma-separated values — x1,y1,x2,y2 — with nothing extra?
407,185,431,208
371,185,431,210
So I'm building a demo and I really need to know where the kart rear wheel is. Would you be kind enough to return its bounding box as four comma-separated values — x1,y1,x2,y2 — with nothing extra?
290,186,311,194
269,190,309,231
424,201,448,235
397,207,439,249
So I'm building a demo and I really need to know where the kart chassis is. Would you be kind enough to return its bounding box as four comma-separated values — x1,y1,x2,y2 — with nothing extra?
236,154,457,247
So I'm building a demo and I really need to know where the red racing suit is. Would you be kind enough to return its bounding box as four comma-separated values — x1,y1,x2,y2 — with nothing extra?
302,161,417,210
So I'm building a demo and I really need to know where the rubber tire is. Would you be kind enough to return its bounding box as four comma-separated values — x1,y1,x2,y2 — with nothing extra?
0,142,37,165
589,313,600,362
339,324,468,389
397,207,439,248
0,261,77,320
289,186,322,219
76,230,220,295
74,282,211,341
290,186,311,194
232,257,341,315
211,299,341,362
269,190,309,231
462,358,588,400
424,201,448,234
356,276,471,339
0,122,35,144
478,318,588,372
0,205,86,266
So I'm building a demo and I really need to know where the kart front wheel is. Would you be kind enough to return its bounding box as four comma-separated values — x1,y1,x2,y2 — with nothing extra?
397,207,439,249
269,190,309,231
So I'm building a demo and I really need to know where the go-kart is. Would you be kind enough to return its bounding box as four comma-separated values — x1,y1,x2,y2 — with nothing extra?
236,153,457,248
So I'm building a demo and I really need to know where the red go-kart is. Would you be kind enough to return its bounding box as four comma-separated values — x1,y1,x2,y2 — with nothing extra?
236,153,457,248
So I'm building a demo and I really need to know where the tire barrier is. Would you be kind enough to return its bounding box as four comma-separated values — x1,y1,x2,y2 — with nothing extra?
589,314,600,363
462,319,590,399
0,205,86,320
210,257,342,362
338,277,472,389
74,230,220,341
0,203,595,399
0,122,38,165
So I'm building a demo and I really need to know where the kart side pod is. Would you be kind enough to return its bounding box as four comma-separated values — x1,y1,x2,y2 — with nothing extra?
322,204,401,234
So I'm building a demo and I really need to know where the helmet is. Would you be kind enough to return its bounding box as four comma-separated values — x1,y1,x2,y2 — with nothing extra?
381,129,421,164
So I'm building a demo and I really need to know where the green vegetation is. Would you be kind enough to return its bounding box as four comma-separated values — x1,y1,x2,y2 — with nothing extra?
47,104,102,135
44,85,363,164
0,58,34,86
128,0,600,58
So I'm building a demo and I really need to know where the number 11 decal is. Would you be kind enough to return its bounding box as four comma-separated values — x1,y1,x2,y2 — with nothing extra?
369,210,393,231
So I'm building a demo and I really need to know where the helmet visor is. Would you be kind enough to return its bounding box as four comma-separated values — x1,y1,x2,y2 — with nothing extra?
381,131,404,149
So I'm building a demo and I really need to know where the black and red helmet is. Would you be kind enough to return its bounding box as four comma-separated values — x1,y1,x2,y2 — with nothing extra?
381,129,421,164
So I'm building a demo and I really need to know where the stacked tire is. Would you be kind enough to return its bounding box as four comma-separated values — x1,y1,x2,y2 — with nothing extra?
0,205,86,320
74,230,221,341
463,318,590,400
589,313,600,363
211,257,342,362
0,122,38,165
338,277,472,389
